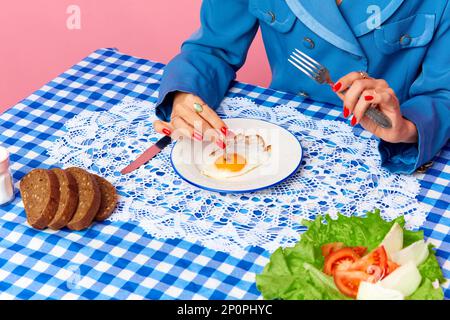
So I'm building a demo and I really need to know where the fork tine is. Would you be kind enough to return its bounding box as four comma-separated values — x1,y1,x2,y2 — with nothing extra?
288,58,317,82
294,48,323,68
291,52,319,73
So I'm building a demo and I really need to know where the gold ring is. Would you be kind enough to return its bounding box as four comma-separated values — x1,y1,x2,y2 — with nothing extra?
416,161,433,174
193,102,204,113
359,71,369,79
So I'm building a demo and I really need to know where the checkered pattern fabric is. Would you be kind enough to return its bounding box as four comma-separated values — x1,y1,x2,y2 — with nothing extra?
0,48,448,299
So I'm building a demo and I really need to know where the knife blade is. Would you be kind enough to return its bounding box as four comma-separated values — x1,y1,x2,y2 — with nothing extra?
120,135,172,175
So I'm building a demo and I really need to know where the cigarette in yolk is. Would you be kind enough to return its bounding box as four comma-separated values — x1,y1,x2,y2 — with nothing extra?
214,153,247,172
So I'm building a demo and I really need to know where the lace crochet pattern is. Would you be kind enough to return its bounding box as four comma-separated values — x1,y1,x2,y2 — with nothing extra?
48,97,428,254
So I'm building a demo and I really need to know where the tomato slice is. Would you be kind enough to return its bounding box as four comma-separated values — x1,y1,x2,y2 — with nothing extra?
351,246,367,257
323,248,360,275
321,243,367,258
386,260,400,276
334,270,371,298
350,245,388,281
328,246,391,298
321,242,344,257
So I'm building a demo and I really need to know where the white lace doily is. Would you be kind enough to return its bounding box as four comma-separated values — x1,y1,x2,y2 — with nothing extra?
48,97,428,254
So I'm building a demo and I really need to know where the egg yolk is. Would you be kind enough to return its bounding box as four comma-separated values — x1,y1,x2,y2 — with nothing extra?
215,153,247,172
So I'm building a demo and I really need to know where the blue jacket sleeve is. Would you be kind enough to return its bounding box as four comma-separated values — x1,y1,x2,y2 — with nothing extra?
378,3,450,174
155,0,259,121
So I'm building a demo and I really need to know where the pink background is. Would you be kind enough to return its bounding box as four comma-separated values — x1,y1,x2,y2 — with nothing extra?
0,0,270,113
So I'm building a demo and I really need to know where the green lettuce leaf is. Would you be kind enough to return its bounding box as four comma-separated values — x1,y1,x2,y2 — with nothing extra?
408,279,444,300
256,244,350,300
418,246,445,283
403,228,424,247
256,209,445,300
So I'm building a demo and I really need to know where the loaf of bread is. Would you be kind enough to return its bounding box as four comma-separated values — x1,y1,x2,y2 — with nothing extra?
92,174,117,221
20,169,60,229
66,167,101,231
47,168,79,230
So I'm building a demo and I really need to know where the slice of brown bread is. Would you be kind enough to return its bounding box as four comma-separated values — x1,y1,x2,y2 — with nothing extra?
47,168,79,230
92,174,117,221
66,167,101,231
20,169,60,229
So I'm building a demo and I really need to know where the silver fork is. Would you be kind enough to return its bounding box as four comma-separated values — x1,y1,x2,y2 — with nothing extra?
288,48,392,129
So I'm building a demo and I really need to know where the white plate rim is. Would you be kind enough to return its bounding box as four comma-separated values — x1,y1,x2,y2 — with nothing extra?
170,118,303,194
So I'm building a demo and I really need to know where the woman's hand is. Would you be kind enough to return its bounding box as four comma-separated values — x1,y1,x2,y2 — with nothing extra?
153,92,228,148
332,72,418,144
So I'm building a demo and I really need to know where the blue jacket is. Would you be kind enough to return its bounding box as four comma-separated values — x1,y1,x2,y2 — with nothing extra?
156,0,450,174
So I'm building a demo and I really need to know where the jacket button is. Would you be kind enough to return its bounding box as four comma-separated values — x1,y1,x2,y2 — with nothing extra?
298,91,309,98
303,37,315,49
268,11,276,23
400,34,412,46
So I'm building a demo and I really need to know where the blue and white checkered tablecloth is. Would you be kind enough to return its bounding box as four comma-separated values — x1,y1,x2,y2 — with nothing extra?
0,48,448,300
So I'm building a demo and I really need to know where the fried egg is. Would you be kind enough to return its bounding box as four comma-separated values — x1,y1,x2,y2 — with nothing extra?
197,133,272,179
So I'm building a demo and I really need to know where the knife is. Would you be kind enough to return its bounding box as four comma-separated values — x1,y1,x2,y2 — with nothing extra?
120,135,172,175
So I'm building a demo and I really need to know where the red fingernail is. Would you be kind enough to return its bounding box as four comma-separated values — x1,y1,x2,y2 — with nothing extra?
364,95,374,101
216,139,226,149
193,131,203,141
221,126,228,136
162,128,171,136
351,116,357,126
333,82,342,92
343,107,350,118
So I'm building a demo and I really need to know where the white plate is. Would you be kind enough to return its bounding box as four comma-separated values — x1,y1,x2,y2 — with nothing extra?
171,118,303,193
